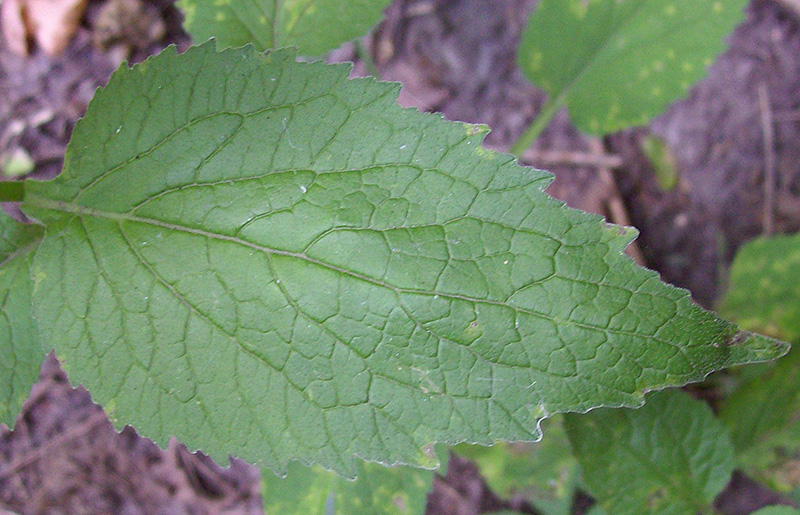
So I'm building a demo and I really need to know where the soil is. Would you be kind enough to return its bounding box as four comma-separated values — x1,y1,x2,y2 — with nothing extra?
0,0,799,513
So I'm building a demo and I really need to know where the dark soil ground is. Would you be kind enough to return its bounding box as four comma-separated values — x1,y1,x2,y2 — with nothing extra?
0,0,799,513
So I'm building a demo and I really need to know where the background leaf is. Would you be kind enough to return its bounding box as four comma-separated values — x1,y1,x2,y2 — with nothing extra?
565,389,735,515
21,42,786,476
751,508,800,515
178,0,392,57
720,233,800,343
262,460,433,515
0,211,43,426
456,416,576,515
518,0,748,134
719,233,800,492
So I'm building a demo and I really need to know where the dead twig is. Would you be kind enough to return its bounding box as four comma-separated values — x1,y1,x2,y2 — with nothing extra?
758,82,776,236
521,148,624,169
588,138,647,266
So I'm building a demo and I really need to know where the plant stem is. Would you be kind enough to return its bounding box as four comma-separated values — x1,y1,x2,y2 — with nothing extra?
0,181,25,202
510,94,566,158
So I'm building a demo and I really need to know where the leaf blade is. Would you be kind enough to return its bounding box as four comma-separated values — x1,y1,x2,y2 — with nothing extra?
0,212,43,426
22,42,787,475
178,0,392,56
518,0,749,134
566,390,735,515
262,460,433,515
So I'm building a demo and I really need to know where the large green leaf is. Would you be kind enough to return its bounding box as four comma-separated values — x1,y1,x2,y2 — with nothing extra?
518,0,748,134
456,416,576,515
178,0,391,56
21,42,785,476
0,211,43,426
565,390,735,515
263,460,432,515
720,233,800,343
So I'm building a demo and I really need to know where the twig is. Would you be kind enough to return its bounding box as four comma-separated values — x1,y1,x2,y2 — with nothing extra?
521,148,624,169
588,138,647,266
758,82,776,236
0,411,109,480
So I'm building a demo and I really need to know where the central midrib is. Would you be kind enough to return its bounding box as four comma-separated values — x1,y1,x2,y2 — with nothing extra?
24,195,704,355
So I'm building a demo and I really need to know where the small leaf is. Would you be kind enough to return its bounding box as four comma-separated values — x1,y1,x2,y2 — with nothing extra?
178,0,392,56
456,416,576,515
719,346,800,491
565,390,735,515
518,0,748,134
262,460,433,515
0,211,43,426
21,42,786,476
720,233,800,343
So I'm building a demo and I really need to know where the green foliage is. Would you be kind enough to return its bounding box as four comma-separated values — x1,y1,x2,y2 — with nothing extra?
17,42,786,477
565,389,735,515
178,0,392,56
751,508,800,515
0,211,43,425
456,416,576,515
262,460,433,515
640,135,679,192
720,233,800,342
514,0,748,149
719,234,800,492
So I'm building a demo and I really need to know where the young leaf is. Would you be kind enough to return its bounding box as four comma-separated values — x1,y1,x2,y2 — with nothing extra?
0,211,43,426
720,233,800,343
178,0,392,57
456,416,576,515
565,390,735,515
517,0,748,135
262,460,433,515
21,42,786,476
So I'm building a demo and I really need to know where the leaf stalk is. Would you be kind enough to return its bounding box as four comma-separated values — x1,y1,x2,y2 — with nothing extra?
510,94,566,158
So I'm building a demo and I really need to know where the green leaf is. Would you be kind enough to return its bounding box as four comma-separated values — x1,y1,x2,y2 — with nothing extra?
518,0,748,134
178,0,392,56
565,390,735,515
720,233,800,343
262,460,433,515
751,508,800,515
719,346,800,491
0,211,43,426
456,416,576,515
21,42,786,476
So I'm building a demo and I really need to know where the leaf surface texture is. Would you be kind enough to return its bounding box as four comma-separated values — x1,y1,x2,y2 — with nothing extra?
0,211,43,426
566,390,735,514
178,0,391,56
21,43,786,475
